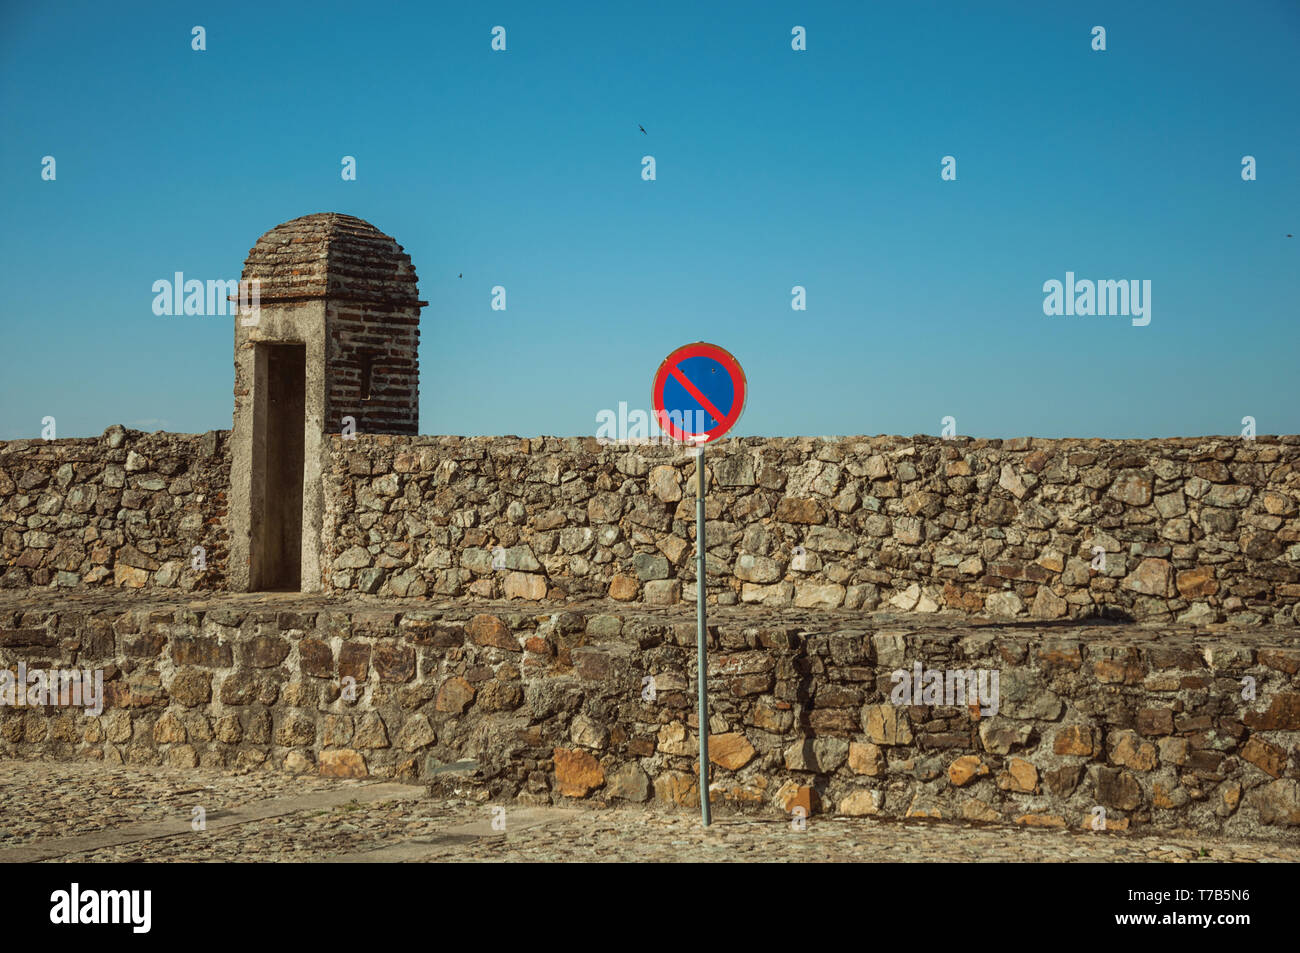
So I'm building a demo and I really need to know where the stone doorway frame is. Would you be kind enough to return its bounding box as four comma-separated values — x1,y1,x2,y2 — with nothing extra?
231,305,328,593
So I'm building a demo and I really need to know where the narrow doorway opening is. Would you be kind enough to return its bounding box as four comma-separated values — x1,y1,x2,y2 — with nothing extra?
359,350,375,401
253,343,306,590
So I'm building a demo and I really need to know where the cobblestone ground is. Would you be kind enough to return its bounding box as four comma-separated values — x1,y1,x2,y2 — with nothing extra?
2,760,1297,863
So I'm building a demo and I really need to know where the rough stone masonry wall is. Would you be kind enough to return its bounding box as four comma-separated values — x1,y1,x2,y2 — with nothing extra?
322,435,1300,624
0,429,230,591
2,600,1297,838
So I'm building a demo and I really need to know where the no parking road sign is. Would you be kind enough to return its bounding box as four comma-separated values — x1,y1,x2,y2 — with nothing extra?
650,341,746,831
651,342,746,444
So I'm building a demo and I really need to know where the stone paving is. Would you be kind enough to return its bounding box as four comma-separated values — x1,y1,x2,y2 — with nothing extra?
2,760,1297,863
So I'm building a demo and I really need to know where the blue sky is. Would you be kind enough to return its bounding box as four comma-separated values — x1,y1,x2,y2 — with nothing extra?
2,0,1297,439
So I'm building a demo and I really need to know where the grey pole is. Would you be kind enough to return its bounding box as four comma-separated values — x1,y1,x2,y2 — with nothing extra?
696,442,711,827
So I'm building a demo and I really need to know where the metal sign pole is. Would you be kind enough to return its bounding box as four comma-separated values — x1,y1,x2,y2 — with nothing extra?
696,441,711,827
653,342,745,829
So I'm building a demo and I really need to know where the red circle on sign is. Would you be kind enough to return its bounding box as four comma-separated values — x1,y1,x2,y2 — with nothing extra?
651,342,747,444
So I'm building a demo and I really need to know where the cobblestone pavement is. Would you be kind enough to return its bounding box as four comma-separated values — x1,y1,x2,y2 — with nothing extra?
2,760,1297,863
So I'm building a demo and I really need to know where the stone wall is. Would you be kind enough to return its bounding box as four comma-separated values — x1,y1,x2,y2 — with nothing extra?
6,429,1300,627
2,598,1297,838
0,428,230,591
322,435,1300,624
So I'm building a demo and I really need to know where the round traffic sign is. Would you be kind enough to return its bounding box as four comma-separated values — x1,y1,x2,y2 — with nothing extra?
651,342,746,444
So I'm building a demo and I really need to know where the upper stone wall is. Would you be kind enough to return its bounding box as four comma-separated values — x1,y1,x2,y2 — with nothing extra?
4,429,1299,625
322,435,1300,625
0,428,229,591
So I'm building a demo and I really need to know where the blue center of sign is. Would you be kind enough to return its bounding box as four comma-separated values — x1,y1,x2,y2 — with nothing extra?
661,355,734,432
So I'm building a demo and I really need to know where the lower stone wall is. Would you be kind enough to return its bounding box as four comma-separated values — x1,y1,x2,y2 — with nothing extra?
2,597,1298,840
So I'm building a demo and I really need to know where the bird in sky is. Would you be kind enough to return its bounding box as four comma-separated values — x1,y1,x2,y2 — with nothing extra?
458,273,462,278
1288,234,1293,238
639,124,647,134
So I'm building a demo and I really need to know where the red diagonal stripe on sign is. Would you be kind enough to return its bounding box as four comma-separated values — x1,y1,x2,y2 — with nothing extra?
668,363,728,427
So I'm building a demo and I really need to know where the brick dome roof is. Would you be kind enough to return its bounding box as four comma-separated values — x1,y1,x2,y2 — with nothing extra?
241,213,424,305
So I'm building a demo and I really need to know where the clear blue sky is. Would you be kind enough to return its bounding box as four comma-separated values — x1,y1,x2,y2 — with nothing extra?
2,1,1297,439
